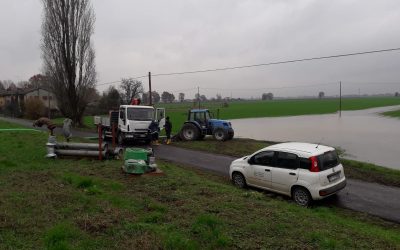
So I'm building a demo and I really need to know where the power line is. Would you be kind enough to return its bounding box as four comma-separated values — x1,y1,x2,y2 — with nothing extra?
96,47,400,86
151,47,400,77
96,74,147,86
201,82,338,91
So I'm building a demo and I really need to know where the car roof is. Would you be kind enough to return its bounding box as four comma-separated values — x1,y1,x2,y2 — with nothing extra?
260,142,335,158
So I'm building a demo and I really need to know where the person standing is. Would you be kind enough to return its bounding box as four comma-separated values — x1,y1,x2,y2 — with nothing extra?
164,116,172,144
63,118,73,142
148,120,160,145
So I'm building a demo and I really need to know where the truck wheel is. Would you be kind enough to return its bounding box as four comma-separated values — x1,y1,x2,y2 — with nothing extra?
213,128,227,141
180,123,199,141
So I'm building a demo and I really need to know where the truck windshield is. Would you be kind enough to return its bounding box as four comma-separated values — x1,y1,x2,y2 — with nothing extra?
127,108,154,121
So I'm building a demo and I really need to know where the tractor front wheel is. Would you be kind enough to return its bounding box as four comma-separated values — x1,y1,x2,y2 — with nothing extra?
180,123,200,141
213,128,228,141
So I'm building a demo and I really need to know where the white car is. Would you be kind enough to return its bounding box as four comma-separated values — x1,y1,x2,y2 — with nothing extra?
229,142,346,206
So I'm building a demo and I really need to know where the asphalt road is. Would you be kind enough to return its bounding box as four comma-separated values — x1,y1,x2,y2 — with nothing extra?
1,116,400,223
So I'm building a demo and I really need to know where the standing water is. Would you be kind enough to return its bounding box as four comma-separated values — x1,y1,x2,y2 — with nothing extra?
231,105,400,170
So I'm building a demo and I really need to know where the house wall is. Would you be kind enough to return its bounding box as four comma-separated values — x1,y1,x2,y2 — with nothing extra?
24,88,57,110
0,96,5,108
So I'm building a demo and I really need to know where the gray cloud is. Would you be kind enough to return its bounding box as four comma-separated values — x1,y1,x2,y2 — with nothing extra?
1,0,399,98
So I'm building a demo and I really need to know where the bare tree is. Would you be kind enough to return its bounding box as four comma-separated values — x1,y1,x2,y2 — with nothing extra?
1,80,15,90
142,91,160,104
41,0,96,126
262,92,273,100
0,81,5,91
161,91,175,103
119,78,144,104
179,92,185,102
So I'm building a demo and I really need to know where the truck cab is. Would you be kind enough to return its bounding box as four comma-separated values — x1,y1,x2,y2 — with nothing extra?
96,105,165,144
117,105,165,144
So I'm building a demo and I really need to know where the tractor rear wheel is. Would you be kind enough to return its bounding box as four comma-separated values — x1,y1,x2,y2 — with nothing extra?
213,128,228,141
227,130,234,140
180,123,200,141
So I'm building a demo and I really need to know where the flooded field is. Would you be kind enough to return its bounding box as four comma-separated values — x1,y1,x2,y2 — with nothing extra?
231,105,400,170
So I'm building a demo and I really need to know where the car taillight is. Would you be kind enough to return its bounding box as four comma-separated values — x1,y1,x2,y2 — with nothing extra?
309,156,320,172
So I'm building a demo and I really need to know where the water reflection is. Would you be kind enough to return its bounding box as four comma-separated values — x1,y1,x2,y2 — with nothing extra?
231,105,400,170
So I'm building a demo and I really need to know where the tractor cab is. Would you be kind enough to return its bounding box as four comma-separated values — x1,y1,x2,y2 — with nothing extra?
188,109,211,134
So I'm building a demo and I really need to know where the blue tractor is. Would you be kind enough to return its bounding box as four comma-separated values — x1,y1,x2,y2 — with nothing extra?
179,109,234,141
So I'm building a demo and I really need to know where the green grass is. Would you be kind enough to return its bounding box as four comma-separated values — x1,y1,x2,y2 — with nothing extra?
382,109,400,119
173,138,400,188
52,116,97,130
1,120,400,249
0,122,400,249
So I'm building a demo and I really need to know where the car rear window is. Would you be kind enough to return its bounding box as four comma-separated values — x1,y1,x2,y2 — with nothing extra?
317,151,340,171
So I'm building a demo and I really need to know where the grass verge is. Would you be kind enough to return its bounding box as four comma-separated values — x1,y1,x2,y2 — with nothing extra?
173,138,400,188
382,109,400,119
1,120,400,249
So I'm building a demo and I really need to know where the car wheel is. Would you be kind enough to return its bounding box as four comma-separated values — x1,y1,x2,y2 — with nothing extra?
213,128,227,141
180,123,199,141
232,172,246,188
292,187,312,207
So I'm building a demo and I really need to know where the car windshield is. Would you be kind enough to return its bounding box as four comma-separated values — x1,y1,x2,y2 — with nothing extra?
127,108,154,121
317,150,340,170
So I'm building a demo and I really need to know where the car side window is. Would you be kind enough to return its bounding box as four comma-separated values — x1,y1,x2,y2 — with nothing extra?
252,151,275,166
119,109,125,120
299,157,310,169
276,152,298,169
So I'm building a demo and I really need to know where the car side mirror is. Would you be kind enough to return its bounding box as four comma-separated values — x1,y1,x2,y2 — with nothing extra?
248,157,254,165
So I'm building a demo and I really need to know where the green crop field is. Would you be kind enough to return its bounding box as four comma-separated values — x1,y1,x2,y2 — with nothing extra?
1,120,400,249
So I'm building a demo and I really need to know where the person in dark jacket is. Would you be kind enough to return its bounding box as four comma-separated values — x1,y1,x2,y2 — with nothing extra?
33,117,57,136
148,120,160,145
164,116,172,144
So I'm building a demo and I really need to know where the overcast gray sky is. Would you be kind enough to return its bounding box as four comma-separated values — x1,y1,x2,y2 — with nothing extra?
0,0,399,98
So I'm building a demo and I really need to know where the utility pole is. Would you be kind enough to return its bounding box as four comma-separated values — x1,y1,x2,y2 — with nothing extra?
197,86,200,109
48,90,51,119
339,81,342,118
148,72,152,106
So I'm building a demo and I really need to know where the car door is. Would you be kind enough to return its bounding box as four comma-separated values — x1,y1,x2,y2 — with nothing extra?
271,151,299,194
246,151,275,188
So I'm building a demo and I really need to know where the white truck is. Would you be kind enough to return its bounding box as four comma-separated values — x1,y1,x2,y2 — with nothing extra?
94,105,165,144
